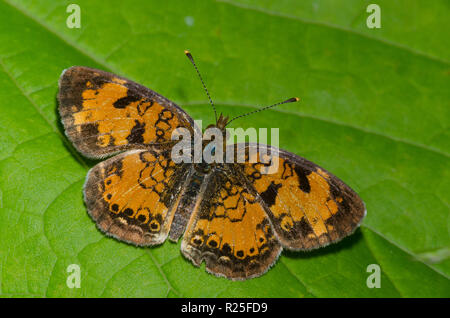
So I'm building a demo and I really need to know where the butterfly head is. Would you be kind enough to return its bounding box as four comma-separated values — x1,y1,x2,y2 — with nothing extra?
204,113,228,132
215,113,229,130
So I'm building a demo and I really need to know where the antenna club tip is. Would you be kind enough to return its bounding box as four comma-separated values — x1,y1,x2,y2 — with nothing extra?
284,97,300,103
184,50,190,55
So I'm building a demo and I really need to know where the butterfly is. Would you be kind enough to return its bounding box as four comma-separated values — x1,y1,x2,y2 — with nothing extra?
58,51,366,280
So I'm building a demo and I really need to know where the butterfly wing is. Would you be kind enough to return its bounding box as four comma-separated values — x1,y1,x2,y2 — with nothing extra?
84,148,190,246
181,143,365,279
237,143,366,250
58,66,194,158
181,166,282,280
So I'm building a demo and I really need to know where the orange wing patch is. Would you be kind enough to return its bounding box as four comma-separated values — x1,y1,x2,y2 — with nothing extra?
248,158,339,236
242,145,366,250
58,66,193,158
84,149,189,246
74,80,179,146
181,170,281,280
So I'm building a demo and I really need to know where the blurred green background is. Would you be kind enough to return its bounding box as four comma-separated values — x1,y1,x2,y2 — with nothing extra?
0,0,448,297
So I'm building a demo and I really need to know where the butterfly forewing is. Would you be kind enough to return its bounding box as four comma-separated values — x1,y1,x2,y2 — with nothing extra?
58,66,194,158
235,143,366,250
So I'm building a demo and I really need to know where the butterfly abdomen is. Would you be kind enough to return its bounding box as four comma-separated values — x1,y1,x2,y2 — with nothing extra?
168,168,209,241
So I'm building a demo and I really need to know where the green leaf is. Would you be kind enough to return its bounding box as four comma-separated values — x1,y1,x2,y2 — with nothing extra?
0,0,448,297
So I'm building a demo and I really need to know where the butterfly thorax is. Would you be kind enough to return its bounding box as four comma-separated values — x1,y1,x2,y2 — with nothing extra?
193,113,229,173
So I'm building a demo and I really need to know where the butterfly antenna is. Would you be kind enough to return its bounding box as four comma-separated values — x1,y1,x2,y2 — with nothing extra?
226,97,300,126
185,50,218,123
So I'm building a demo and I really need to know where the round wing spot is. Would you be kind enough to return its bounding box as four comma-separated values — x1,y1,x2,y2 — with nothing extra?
207,235,219,248
191,235,203,246
111,203,120,213
104,175,120,187
235,250,245,259
123,208,134,217
150,220,160,232
136,209,150,224
257,235,267,247
248,247,258,257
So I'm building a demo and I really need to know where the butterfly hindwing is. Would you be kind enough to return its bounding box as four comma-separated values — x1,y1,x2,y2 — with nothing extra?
58,66,194,158
237,143,366,250
181,166,282,280
84,148,190,246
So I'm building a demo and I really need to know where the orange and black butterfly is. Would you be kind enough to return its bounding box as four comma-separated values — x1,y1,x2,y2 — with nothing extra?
58,52,366,280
